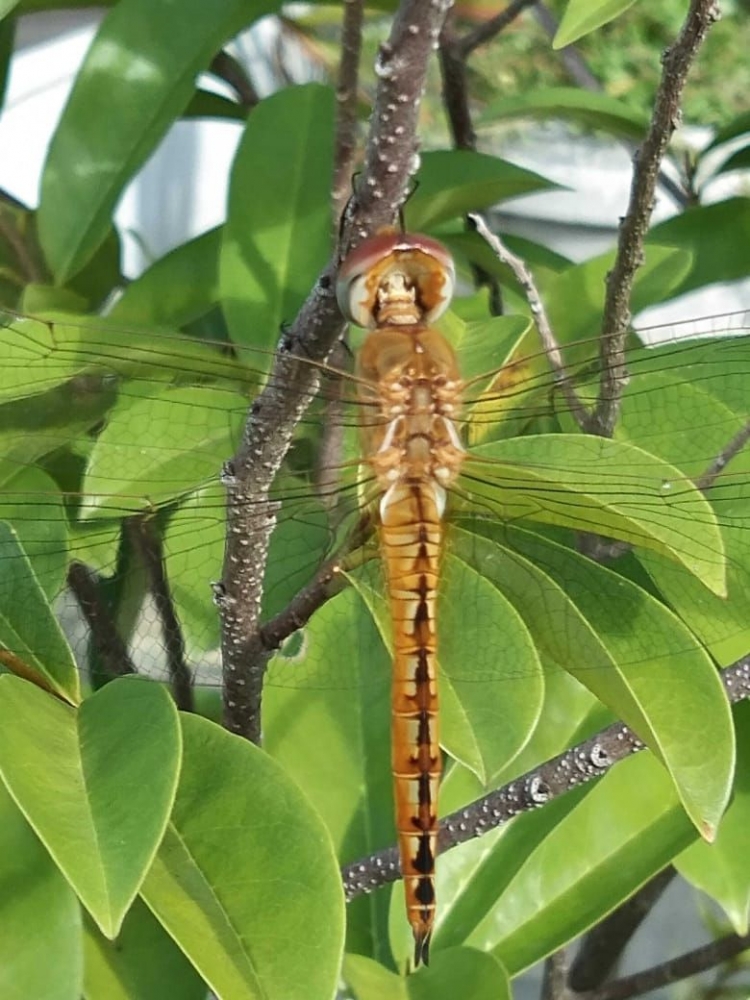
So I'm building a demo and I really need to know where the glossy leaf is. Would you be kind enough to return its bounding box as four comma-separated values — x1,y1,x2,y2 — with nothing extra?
702,109,750,154
554,0,639,47
110,227,222,327
495,526,734,840
468,435,726,596
38,0,273,281
0,311,250,405
0,782,82,1000
648,198,750,297
541,244,693,343
473,751,695,973
142,713,345,1000
440,553,543,782
404,150,557,232
709,142,750,178
343,947,510,1000
479,88,648,142
81,385,244,517
263,586,394,963
676,701,750,935
0,675,181,937
0,522,78,700
0,464,67,599
83,902,206,1000
220,83,334,352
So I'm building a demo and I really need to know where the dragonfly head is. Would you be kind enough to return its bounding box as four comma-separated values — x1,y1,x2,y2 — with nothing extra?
337,231,455,329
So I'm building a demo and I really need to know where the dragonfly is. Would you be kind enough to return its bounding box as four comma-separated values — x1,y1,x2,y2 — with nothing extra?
0,239,749,965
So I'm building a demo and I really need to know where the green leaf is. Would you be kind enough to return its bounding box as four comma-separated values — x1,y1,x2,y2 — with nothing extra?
0,0,21,17
220,83,334,352
647,198,750,297
182,88,246,122
38,0,273,281
83,902,206,1000
0,308,253,405
676,701,750,935
0,16,15,109
0,522,78,700
0,782,82,1000
541,244,693,343
110,227,222,327
404,150,557,232
440,553,544,782
709,141,750,178
554,0,639,47
343,947,510,1000
467,435,726,597
0,464,68,599
479,88,649,142
263,586,394,963
141,713,345,1000
0,675,181,937
497,526,734,840
165,480,332,654
81,384,244,516
702,109,750,153
474,752,695,974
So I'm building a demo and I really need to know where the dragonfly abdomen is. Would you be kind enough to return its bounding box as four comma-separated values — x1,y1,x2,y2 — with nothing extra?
340,231,463,966
381,480,443,967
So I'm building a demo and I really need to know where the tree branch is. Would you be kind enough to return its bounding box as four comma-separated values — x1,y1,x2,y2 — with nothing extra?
209,49,259,109
469,212,589,428
542,948,571,1000
218,0,455,742
458,0,538,58
586,0,720,438
577,930,750,1000
568,868,676,991
332,0,365,227
126,518,194,713
342,656,750,899
67,562,136,681
695,420,750,493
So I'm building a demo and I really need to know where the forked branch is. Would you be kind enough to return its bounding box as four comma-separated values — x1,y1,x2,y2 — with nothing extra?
342,656,750,897
219,0,454,741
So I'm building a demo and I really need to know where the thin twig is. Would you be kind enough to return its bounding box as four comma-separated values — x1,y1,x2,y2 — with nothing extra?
438,19,477,151
208,50,259,110
332,0,365,227
342,656,750,899
695,420,750,493
458,0,538,58
218,0,455,743
569,868,676,991
542,949,570,1000
469,212,589,428
587,0,720,438
126,518,194,713
67,562,137,680
577,930,750,1000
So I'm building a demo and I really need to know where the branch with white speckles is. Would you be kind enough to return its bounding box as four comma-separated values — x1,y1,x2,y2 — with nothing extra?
342,656,750,900
587,0,720,438
218,0,455,742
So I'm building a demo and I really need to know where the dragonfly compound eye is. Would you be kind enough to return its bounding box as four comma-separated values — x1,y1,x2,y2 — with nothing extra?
337,231,455,328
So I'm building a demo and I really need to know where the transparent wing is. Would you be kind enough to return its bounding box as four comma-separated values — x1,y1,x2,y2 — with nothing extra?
1,305,749,740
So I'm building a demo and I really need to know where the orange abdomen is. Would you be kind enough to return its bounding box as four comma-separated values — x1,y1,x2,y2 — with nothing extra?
380,480,443,966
